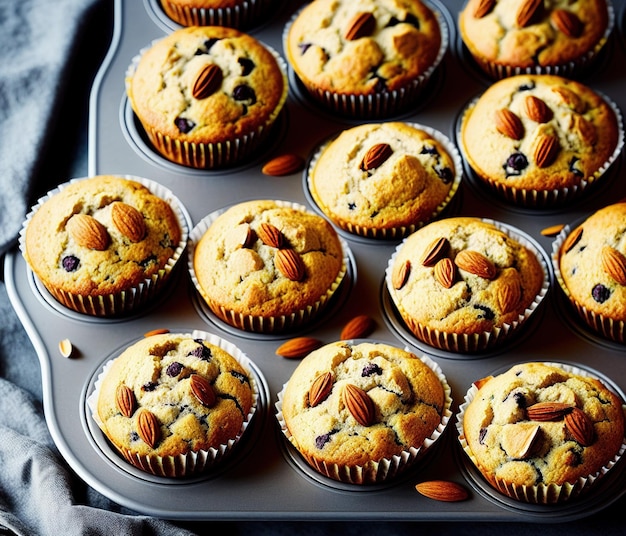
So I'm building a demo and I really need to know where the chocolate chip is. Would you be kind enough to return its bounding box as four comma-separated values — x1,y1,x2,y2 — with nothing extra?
513,392,527,407
420,145,439,156
361,363,383,377
348,202,356,210
62,255,80,272
503,152,528,176
518,82,536,91
166,362,183,377
298,43,312,55
479,427,487,444
592,284,611,303
238,57,255,76
233,84,256,104
189,343,212,361
195,38,219,55
568,156,584,177
142,382,158,392
435,166,453,184
231,370,249,384
315,433,332,449
174,117,195,134
474,304,495,321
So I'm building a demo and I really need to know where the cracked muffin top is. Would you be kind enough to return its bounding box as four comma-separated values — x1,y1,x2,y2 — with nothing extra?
461,362,625,491
285,0,443,95
96,333,255,459
127,26,287,143
459,0,611,75
280,341,447,468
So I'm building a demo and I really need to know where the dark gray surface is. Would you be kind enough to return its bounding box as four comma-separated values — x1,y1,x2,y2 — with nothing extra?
2,0,626,534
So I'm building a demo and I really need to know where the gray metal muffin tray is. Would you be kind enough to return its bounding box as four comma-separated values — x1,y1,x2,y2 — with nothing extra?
5,0,626,522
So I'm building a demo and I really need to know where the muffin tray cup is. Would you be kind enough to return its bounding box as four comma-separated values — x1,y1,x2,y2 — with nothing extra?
5,0,626,523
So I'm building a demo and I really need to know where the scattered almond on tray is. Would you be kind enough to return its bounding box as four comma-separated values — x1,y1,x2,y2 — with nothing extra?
415,480,469,502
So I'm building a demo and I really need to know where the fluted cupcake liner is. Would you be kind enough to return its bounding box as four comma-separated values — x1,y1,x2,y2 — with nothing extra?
87,329,258,478
455,362,626,504
19,175,190,317
275,352,453,485
160,0,274,29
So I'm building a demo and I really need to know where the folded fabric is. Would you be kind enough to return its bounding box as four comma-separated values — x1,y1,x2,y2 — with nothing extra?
0,0,98,256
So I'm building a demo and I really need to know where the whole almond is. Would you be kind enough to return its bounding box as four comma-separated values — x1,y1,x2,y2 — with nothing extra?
420,237,449,267
276,336,324,359
111,202,146,242
344,12,376,40
392,259,411,290
454,250,496,279
534,133,560,168
342,384,376,426
601,246,626,285
565,407,595,446
66,213,110,251
144,328,170,337
523,95,552,123
551,9,583,38
502,424,541,459
340,314,376,340
516,0,542,28
361,143,393,171
561,225,583,254
137,409,160,448
473,0,495,18
573,115,598,145
498,276,521,313
495,109,524,140
309,371,334,407
415,480,469,502
257,222,284,248
275,248,305,281
116,384,136,418
262,154,305,176
540,223,565,237
434,258,456,288
192,63,223,99
527,401,573,421
190,374,217,407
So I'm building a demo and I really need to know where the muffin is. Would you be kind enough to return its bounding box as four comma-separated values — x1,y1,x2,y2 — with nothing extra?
90,331,257,477
458,362,626,503
308,122,462,239
160,0,274,29
21,175,187,317
460,74,623,207
458,0,614,79
190,200,347,333
553,201,626,343
126,26,288,169
284,0,447,118
277,341,452,484
386,216,548,353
